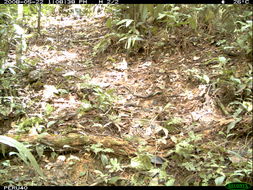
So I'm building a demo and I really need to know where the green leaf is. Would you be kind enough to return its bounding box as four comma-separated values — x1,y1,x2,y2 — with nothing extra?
1,143,8,157
170,136,177,143
101,154,108,166
47,121,57,128
118,36,128,42
116,19,133,28
109,176,120,184
215,176,225,185
0,135,44,177
58,89,68,94
127,37,132,49
226,118,242,133
90,143,114,155
188,17,197,30
146,4,154,16
242,101,252,112
45,104,54,115
230,76,241,84
218,56,227,65
0,68,5,75
157,13,166,20
131,155,152,170
140,5,148,22
181,162,197,171
134,36,143,41
165,178,175,186
106,18,112,28
125,19,134,27
202,74,210,84
79,171,86,177
149,177,159,186
13,24,25,35
36,145,44,158
8,67,16,75
155,4,165,18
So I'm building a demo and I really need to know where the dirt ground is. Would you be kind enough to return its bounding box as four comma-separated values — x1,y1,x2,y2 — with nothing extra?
1,14,252,186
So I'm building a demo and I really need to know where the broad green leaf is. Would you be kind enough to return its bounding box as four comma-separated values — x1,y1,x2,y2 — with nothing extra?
125,19,133,27
116,19,127,26
157,13,166,20
47,121,57,128
101,154,108,166
45,104,54,115
36,145,44,158
131,155,152,170
116,19,133,28
0,135,44,177
181,162,197,171
215,176,225,185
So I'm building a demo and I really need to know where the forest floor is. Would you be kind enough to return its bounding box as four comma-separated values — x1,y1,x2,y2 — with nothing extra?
1,14,252,186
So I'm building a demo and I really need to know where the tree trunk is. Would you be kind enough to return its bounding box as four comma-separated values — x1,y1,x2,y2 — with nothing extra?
37,4,42,35
16,4,24,65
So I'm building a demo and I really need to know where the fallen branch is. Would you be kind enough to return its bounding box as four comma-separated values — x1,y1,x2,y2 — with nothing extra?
5,133,136,156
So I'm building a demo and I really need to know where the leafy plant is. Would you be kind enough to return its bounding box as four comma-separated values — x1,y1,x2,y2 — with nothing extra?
75,74,117,113
86,143,114,155
77,99,93,114
164,117,183,134
186,68,210,84
92,169,121,185
129,149,178,186
0,135,44,177
165,131,252,185
131,154,152,171
15,116,45,133
225,19,252,56
93,87,116,112
213,57,252,116
0,96,25,118
157,6,190,29
44,103,54,116
170,132,202,159
105,158,123,173
93,33,122,55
